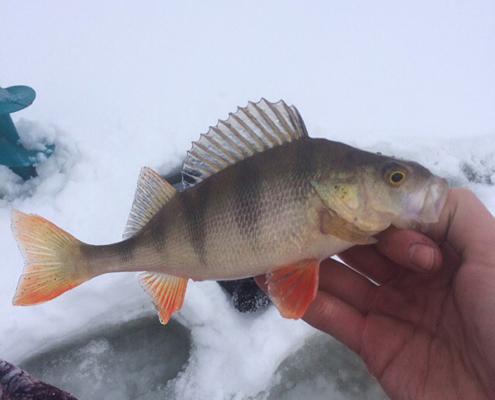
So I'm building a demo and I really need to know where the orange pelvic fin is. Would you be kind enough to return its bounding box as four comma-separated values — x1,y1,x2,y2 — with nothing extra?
266,259,320,319
11,210,89,306
139,272,188,325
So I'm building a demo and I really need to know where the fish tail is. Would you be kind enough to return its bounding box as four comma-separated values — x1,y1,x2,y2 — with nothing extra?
11,210,92,306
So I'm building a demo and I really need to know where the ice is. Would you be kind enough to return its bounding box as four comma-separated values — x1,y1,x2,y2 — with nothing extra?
1,1,495,399
19,318,191,400
267,334,387,400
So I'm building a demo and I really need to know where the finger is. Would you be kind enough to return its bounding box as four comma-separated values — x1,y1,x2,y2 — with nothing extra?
339,245,400,284
319,258,376,313
321,261,430,325
375,228,443,272
303,290,365,353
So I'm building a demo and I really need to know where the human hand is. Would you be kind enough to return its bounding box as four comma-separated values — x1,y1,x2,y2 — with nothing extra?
260,188,495,399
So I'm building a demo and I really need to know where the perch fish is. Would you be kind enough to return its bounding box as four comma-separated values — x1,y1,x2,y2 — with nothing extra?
11,99,448,324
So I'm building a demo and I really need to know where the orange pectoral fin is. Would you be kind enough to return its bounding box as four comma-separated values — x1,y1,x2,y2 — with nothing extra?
266,259,320,319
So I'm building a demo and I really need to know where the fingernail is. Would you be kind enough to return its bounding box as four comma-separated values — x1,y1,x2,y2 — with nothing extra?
408,244,435,270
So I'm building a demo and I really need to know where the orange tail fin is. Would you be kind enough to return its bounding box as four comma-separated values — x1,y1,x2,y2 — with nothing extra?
11,210,90,306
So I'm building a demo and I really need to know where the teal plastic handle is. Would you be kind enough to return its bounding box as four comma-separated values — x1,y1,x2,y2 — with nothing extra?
0,85,54,180
0,86,36,115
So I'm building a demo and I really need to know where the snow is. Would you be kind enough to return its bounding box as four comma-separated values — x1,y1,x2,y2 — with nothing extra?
1,1,494,399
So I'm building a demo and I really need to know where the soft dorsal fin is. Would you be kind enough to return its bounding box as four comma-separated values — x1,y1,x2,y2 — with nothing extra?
182,98,308,187
124,167,176,239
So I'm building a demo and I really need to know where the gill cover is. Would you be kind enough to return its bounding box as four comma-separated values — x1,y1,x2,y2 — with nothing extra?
311,180,390,244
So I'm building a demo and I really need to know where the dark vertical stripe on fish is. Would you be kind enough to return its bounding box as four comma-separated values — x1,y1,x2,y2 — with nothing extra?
292,140,317,201
295,139,315,180
233,158,262,246
181,184,209,266
150,220,166,252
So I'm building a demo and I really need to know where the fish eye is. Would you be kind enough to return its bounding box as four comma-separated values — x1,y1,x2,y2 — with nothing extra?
387,170,406,186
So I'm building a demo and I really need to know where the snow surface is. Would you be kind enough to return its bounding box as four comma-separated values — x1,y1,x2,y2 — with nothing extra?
1,1,494,399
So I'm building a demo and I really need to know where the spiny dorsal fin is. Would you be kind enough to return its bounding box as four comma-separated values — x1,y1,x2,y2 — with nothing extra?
124,167,176,239
182,98,308,187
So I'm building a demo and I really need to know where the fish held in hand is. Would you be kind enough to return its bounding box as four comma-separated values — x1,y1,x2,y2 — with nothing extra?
11,99,449,324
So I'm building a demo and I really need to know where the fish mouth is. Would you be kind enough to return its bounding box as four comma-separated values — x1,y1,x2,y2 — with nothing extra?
392,176,449,229
417,176,449,224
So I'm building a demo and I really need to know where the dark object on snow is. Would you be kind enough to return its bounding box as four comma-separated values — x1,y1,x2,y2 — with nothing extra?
162,168,271,313
0,359,78,400
0,85,54,180
219,278,271,313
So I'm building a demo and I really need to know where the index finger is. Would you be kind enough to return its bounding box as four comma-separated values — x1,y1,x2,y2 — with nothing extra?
339,228,443,285
375,228,442,272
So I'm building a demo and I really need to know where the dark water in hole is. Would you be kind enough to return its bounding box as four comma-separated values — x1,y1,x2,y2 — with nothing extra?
19,317,191,400
17,316,386,400
268,334,387,400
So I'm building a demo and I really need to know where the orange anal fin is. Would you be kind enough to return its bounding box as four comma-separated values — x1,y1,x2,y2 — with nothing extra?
267,259,320,319
139,272,188,325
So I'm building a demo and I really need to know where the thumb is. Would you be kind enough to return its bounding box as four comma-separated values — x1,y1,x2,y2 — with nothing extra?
423,188,495,265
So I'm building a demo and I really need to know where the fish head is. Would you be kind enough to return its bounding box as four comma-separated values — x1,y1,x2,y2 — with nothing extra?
358,157,449,230
313,145,449,235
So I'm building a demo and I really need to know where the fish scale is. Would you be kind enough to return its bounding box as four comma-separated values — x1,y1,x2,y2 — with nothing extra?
142,144,313,279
